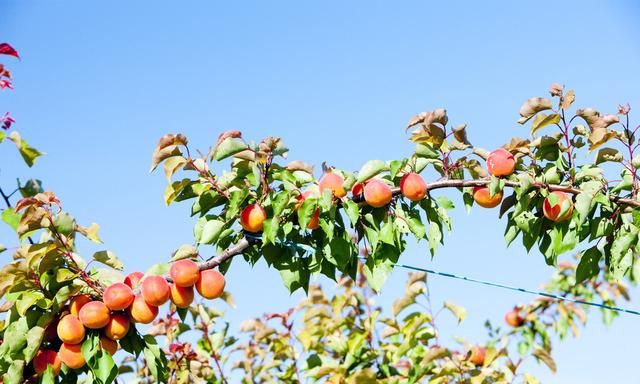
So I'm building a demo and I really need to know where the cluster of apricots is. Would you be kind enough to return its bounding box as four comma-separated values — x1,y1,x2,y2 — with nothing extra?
31,260,226,377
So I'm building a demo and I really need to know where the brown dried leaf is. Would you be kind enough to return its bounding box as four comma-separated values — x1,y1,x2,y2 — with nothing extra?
17,206,50,237
518,97,553,123
549,83,563,97
286,160,314,174
532,348,557,373
150,145,182,172
560,90,575,109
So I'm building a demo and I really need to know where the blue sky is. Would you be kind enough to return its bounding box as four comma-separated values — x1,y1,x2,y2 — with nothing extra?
2,1,640,382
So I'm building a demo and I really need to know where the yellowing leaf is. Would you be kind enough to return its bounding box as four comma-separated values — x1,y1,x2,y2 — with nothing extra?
531,113,561,135
561,89,575,109
518,97,553,124
163,156,188,181
443,301,467,323
77,223,103,243
595,147,623,164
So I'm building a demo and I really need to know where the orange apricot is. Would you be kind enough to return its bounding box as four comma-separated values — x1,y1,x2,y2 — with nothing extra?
33,349,62,376
351,182,366,198
487,148,516,177
169,284,195,308
104,314,130,341
195,269,225,299
56,314,85,344
240,203,267,233
400,172,427,202
141,275,171,306
69,294,92,316
505,308,525,327
123,271,144,289
169,259,201,287
99,336,118,355
363,179,393,208
472,186,503,208
469,346,486,366
59,342,85,369
78,301,111,329
543,191,574,223
128,295,159,324
319,171,346,198
103,282,135,311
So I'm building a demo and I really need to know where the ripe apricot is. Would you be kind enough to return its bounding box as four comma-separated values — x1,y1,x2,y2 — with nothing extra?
124,271,144,289
240,203,267,233
100,336,118,355
169,284,195,308
169,259,200,287
78,301,111,329
56,314,85,344
128,295,159,324
195,269,225,299
69,294,92,316
505,308,525,327
296,191,320,230
351,182,365,197
141,275,171,306
543,191,574,222
363,180,393,208
472,186,503,208
59,342,85,369
103,282,135,311
104,314,130,341
487,148,516,177
469,346,486,366
400,172,427,202
33,349,61,376
319,171,346,198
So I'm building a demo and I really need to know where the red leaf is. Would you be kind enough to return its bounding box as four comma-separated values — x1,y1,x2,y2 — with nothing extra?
0,43,19,58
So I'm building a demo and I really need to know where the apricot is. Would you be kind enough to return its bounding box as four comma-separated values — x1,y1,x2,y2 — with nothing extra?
103,282,135,311
487,148,516,177
78,301,111,329
56,314,85,344
400,172,427,202
100,336,118,355
169,259,201,287
363,180,393,208
69,294,92,316
104,314,130,341
472,186,503,208
59,342,86,369
33,349,61,376
169,284,195,308
124,271,144,289
505,308,525,327
296,191,320,230
195,269,225,299
128,295,159,324
240,203,267,233
319,171,346,198
351,182,365,197
469,346,486,366
141,275,171,306
543,191,574,223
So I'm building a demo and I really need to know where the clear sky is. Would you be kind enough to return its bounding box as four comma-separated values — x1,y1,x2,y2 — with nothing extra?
2,1,640,382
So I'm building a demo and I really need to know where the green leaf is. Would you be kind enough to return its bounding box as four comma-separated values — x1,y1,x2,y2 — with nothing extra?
145,263,169,276
298,198,318,230
143,335,168,382
8,131,44,167
171,244,198,261
356,160,388,183
199,219,225,245
53,212,76,236
1,208,20,231
92,250,124,271
488,176,504,198
18,179,44,198
574,192,594,226
213,137,248,161
576,247,602,283
595,147,623,164
343,200,360,226
610,227,638,280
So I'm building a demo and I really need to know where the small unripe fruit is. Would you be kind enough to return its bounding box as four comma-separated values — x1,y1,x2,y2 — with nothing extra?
472,186,503,208
170,284,195,308
141,275,171,306
59,342,86,369
169,259,201,287
57,314,85,344
505,308,525,327
469,347,486,366
33,349,61,376
123,271,144,289
487,148,516,177
400,172,427,202
78,301,111,329
103,282,135,311
195,269,226,299
240,204,267,233
364,180,393,208
128,295,159,324
319,172,346,198
543,191,574,223
69,294,92,316
104,314,130,341
100,336,118,355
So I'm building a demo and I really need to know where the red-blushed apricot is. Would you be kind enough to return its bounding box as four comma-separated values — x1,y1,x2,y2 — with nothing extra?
141,275,171,306
195,269,225,299
543,191,574,223
43,317,60,342
351,182,365,198
472,186,503,208
169,259,200,287
123,271,144,289
103,282,135,311
487,148,516,177
69,294,92,316
56,314,85,344
99,336,118,355
469,346,486,366
319,171,346,198
240,203,267,233
78,301,111,329
505,308,525,327
295,191,320,230
59,342,86,369
400,172,427,202
128,295,159,324
363,180,393,208
104,314,130,341
33,349,61,376
169,284,195,308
